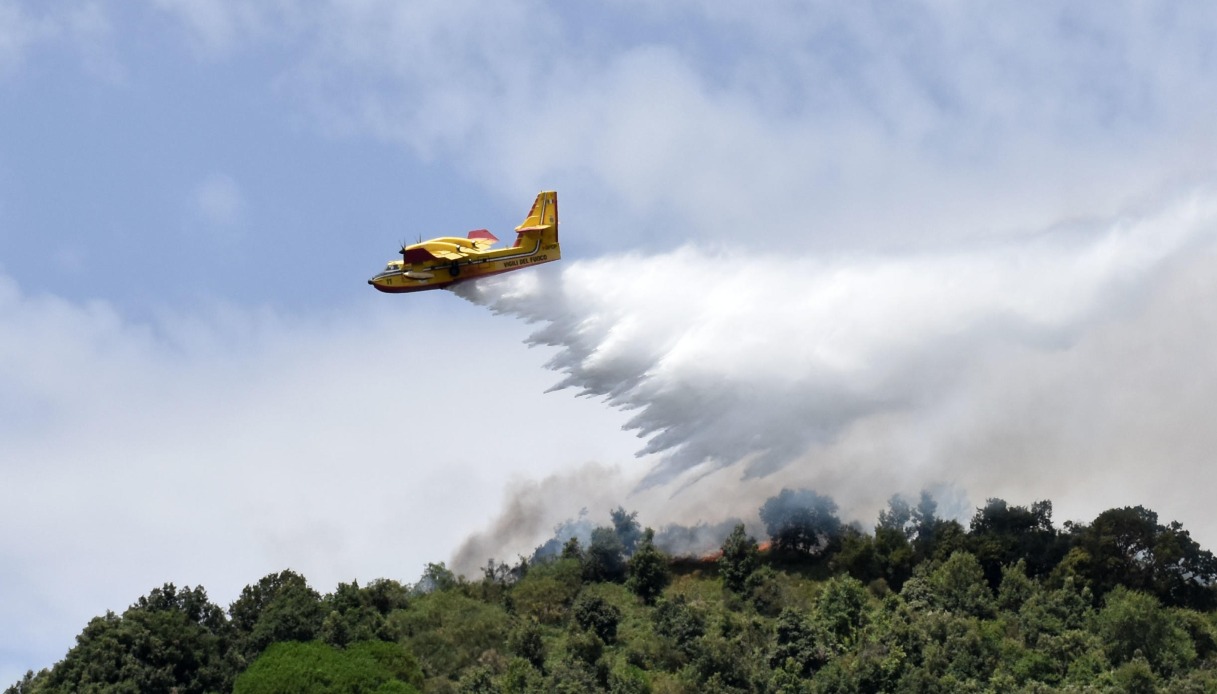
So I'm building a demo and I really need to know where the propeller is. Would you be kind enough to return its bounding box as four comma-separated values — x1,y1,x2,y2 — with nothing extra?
400,234,423,255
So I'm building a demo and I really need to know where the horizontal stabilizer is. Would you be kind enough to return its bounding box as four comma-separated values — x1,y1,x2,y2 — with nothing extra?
467,229,499,242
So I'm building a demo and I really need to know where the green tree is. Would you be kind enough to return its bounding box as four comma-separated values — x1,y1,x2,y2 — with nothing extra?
230,570,325,663
878,494,915,539
456,665,497,694
610,507,643,555
583,527,628,583
908,551,994,618
831,526,879,583
745,565,786,617
507,619,546,671
510,558,582,625
572,594,622,644
916,612,1003,684
42,584,236,694
626,527,670,604
1094,586,1196,676
815,575,869,651
718,523,759,594
4,670,48,694
543,657,600,694
911,491,939,556
1112,655,1158,694
560,536,583,561
137,583,229,631
1072,506,1217,610
842,496,915,589
320,579,398,647
386,589,510,681
563,627,605,670
479,558,517,603
768,608,828,679
690,633,755,692
413,562,458,594
1018,576,1093,644
909,492,968,562
606,662,650,694
363,578,411,614
759,489,843,557
870,498,918,589
652,595,706,659
232,640,421,694
498,657,544,693
28,491,1217,694
968,498,1065,587
996,559,1036,613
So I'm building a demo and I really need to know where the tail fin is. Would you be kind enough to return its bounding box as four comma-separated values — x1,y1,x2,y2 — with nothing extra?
515,191,558,241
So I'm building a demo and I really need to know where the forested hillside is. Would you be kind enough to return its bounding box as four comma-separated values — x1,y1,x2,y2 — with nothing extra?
9,491,1217,693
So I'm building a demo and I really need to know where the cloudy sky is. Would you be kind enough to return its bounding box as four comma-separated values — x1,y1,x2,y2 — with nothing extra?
4,0,1217,682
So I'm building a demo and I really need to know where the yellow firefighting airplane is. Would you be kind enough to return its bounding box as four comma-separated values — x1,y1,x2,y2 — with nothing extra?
368,191,560,293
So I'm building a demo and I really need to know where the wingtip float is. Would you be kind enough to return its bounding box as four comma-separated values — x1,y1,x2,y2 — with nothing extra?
368,191,560,293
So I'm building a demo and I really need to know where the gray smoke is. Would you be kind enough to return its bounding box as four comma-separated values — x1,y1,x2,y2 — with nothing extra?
450,463,633,573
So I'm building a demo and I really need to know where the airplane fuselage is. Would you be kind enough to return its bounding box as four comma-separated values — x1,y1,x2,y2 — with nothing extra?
368,236,560,293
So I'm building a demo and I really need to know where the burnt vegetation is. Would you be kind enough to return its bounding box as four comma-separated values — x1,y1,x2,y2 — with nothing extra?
10,493,1217,693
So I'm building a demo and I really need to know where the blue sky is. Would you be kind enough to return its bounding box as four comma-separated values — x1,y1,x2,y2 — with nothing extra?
0,5,484,314
4,0,1217,684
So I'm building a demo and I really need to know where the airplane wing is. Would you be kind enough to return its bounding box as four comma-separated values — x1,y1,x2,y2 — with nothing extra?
400,231,499,264
401,243,468,263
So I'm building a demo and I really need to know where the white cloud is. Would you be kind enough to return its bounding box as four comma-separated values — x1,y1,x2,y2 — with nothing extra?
234,1,1217,253
146,0,301,56
63,2,125,82
0,0,49,74
0,1,123,81
148,0,243,51
134,2,1217,255
192,173,243,227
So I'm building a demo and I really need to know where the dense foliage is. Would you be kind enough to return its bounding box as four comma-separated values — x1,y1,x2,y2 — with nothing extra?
233,641,422,694
9,492,1217,693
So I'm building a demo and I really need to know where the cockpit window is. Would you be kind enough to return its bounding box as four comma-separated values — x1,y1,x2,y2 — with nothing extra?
386,264,396,271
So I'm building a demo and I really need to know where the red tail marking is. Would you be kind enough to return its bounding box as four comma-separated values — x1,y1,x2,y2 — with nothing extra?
467,229,498,242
